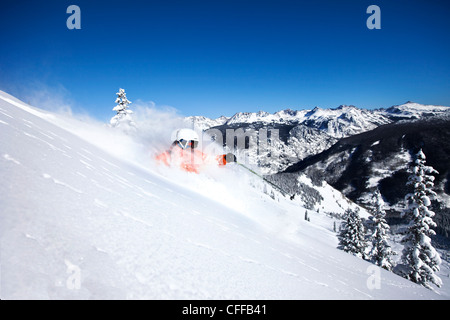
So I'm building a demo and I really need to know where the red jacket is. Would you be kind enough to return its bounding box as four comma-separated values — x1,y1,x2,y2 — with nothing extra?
155,144,227,174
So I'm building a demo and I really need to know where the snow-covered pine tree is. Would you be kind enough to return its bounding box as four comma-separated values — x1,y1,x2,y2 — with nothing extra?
338,208,368,259
110,88,136,132
400,149,442,289
368,189,395,271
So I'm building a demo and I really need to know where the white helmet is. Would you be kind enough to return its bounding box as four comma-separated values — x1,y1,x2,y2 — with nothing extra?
171,128,199,149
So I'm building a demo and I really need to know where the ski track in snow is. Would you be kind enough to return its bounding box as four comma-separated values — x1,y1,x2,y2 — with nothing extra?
118,210,154,228
0,109,13,118
94,198,108,209
77,152,92,162
80,159,95,170
3,153,21,165
22,131,71,157
43,173,83,194
186,238,214,250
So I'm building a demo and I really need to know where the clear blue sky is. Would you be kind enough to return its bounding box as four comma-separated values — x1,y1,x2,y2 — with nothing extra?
1,0,449,120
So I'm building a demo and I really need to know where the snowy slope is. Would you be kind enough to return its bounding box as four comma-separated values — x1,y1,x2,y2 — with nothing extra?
0,91,447,299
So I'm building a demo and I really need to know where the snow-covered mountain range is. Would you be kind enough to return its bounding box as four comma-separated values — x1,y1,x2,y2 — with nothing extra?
191,102,450,128
1,90,448,299
187,102,450,174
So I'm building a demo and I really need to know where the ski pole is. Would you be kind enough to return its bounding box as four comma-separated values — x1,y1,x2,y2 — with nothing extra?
236,161,288,197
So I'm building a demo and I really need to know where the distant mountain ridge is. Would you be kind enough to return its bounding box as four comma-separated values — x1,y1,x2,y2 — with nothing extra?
189,101,450,128
187,102,450,174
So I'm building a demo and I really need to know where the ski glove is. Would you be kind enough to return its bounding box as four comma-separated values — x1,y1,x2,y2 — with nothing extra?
225,153,237,163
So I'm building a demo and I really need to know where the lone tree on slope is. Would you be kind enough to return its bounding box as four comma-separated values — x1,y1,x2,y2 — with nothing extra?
110,88,136,132
400,149,442,289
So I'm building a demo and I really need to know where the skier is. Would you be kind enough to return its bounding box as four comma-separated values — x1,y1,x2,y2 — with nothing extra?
155,128,236,173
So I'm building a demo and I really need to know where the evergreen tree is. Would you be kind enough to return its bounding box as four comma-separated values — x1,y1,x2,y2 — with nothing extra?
400,149,442,289
110,88,136,132
369,189,395,271
338,208,368,259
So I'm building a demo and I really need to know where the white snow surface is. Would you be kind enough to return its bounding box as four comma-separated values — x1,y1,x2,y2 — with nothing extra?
0,90,448,300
